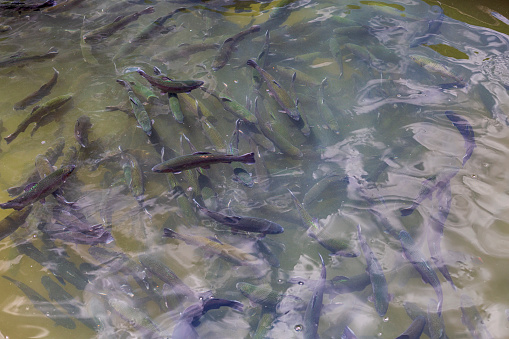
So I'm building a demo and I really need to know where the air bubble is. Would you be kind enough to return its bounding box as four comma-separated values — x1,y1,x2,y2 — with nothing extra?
294,324,303,332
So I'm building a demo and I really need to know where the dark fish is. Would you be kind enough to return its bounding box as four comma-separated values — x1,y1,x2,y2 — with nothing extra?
0,165,75,210
410,5,444,48
303,254,326,339
173,298,243,339
255,238,280,267
404,301,450,339
194,199,283,234
399,230,443,314
247,59,300,120
357,224,389,316
395,315,426,339
162,228,260,266
152,151,255,173
0,206,32,241
3,275,76,329
202,87,257,123
83,7,155,43
14,68,59,110
460,294,494,339
137,69,204,93
4,94,72,144
0,48,58,68
212,25,261,71
445,111,476,166
0,0,55,12
42,0,85,13
74,115,92,148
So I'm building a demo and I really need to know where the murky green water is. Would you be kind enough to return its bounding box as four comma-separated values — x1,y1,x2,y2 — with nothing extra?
1,0,509,338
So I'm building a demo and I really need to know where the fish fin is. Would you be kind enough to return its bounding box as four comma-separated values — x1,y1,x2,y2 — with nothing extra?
223,37,234,44
272,80,282,89
192,151,211,155
113,15,124,23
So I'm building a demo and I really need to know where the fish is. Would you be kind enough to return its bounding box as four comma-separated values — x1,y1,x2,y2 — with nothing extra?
0,206,33,242
0,48,58,69
108,298,160,335
317,78,340,134
14,68,59,110
345,43,380,67
460,294,494,339
4,94,72,144
410,5,444,48
253,310,277,339
3,275,76,329
168,93,184,123
303,173,348,205
288,188,319,231
399,230,443,314
173,298,243,339
152,151,255,173
228,121,255,188
253,30,271,91
121,151,144,202
116,79,152,136
162,228,260,266
137,69,204,93
74,115,92,148
236,282,284,308
357,224,389,316
200,117,227,151
444,111,476,166
194,199,284,234
202,88,257,124
42,0,85,13
403,301,450,339
83,6,155,43
121,73,159,103
0,165,75,210
409,54,464,84
247,59,300,121
395,315,426,339
303,254,326,339
427,298,446,339
212,25,261,71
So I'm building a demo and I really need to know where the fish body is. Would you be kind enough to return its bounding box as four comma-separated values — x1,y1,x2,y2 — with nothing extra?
288,189,319,231
5,94,72,144
74,115,92,147
83,7,155,43
204,88,257,123
460,294,493,339
399,230,443,314
14,68,59,110
43,0,85,13
212,25,261,71
357,224,389,316
152,151,254,173
410,54,463,83
236,282,283,308
395,315,426,339
445,111,476,166
253,30,271,90
168,93,184,123
109,298,160,334
121,152,144,201
163,228,259,265
318,78,340,133
0,206,33,241
427,299,446,339
137,69,203,93
3,275,76,329
410,5,444,47
117,79,152,136
247,59,300,120
303,254,326,339
0,48,58,68
0,165,75,210
345,43,378,66
194,200,283,234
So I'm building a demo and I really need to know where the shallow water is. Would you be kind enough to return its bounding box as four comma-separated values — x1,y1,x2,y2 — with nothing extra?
0,0,509,338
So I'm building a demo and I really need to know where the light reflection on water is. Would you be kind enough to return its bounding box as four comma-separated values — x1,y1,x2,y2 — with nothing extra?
0,0,508,338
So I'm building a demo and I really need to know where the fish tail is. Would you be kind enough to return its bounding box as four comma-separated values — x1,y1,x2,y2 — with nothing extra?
400,207,414,217
239,152,255,164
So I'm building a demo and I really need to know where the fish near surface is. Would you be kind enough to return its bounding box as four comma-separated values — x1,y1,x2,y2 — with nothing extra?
212,25,261,71
116,79,152,136
303,254,326,339
460,294,494,339
0,48,58,69
0,165,75,210
445,110,476,166
357,224,389,316
74,115,92,147
152,151,255,173
137,69,204,94
395,315,426,339
14,67,59,110
194,199,283,234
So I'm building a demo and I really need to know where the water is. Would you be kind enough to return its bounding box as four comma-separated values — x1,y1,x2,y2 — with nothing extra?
0,0,508,338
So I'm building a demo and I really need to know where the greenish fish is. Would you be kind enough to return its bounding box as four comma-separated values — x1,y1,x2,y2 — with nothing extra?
137,69,204,93
288,189,319,231
212,25,261,71
168,93,184,123
460,294,493,339
121,151,144,202
152,151,255,173
409,54,464,84
203,88,257,123
318,78,340,134
236,282,283,308
4,94,72,144
83,7,155,43
0,48,58,69
117,79,152,136
0,165,75,210
0,206,33,241
395,315,426,339
247,59,300,121
74,115,92,148
14,67,59,110
303,254,326,339
163,228,260,266
228,122,254,188
427,298,446,339
3,275,76,329
357,224,389,316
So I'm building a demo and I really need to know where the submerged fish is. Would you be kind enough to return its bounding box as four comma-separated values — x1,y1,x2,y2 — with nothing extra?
117,79,152,136
83,7,155,43
409,54,464,84
444,111,476,166
163,228,260,266
247,59,300,121
74,115,92,148
5,94,72,144
202,88,257,123
303,254,326,339
109,298,160,335
212,25,261,71
410,5,444,48
0,165,75,210
460,294,494,339
3,275,76,329
236,282,284,308
357,224,389,316
152,151,255,173
137,69,204,94
194,199,283,234
14,68,59,110
396,315,426,339
0,206,33,241
0,48,58,69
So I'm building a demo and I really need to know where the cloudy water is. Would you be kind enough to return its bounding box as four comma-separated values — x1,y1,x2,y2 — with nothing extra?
0,0,508,338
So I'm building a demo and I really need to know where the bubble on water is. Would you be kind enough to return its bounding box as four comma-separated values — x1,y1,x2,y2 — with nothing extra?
472,174,477,179
383,316,389,322
298,281,304,285
294,324,303,332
